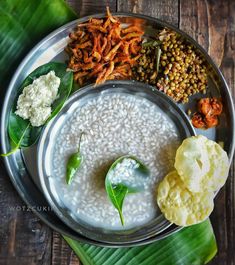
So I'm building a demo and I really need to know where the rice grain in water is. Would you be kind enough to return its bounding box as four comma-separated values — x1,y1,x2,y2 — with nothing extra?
52,92,179,229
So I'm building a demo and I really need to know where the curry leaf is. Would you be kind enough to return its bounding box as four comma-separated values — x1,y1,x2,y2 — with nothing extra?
1,123,30,157
142,40,161,47
105,156,150,225
7,62,73,151
105,182,128,226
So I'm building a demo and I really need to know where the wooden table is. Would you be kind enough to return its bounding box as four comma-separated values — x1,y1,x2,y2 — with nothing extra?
0,0,234,264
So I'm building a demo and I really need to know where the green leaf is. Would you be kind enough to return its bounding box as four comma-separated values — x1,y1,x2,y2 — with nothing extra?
1,123,30,157
7,62,73,150
71,81,81,94
142,40,161,47
0,0,77,88
105,156,150,225
64,219,217,265
105,182,128,226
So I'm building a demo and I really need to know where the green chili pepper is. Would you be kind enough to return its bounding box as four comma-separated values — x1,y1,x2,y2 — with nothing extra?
66,132,84,185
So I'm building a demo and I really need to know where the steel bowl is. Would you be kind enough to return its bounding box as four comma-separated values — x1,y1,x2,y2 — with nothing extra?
37,80,195,245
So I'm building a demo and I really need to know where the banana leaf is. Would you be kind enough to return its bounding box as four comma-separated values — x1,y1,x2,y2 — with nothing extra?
0,0,77,89
64,219,217,265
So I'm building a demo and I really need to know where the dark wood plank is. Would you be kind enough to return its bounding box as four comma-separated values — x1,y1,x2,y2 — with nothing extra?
179,0,209,53
216,0,235,264
179,0,228,67
52,232,80,265
117,0,178,26
67,0,117,16
0,160,52,265
180,0,235,264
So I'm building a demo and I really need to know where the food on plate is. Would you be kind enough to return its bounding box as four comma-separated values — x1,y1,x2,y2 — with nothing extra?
156,29,207,103
192,113,219,129
157,135,229,226
198,98,223,116
52,92,179,229
15,71,60,127
204,114,219,128
106,156,150,191
132,40,161,85
1,62,73,157
157,170,214,226
65,10,210,105
192,98,223,129
66,132,84,185
190,113,206,129
105,156,150,225
174,135,229,193
66,7,143,86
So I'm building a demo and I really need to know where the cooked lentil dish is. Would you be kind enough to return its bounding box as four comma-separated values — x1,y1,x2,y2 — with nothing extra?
157,29,207,103
132,29,208,103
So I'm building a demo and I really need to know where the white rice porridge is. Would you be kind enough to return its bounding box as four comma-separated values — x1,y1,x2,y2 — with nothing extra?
52,93,180,229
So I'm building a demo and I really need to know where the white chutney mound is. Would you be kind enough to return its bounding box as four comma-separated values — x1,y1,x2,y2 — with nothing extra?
15,71,60,127
52,93,180,230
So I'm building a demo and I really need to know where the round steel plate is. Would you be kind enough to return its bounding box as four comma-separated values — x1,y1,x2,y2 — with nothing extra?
1,12,234,247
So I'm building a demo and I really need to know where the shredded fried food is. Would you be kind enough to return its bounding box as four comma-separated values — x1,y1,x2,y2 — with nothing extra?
65,7,144,86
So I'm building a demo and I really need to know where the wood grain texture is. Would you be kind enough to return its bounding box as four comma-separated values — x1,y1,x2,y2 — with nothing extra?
52,232,80,265
0,160,52,265
117,0,178,26
67,0,117,17
179,0,228,67
179,0,209,54
218,0,235,264
0,1,234,265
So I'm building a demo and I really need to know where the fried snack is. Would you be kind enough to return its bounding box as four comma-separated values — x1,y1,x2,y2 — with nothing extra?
174,135,229,193
192,98,223,129
191,113,206,129
198,98,223,116
157,171,214,226
65,7,144,86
